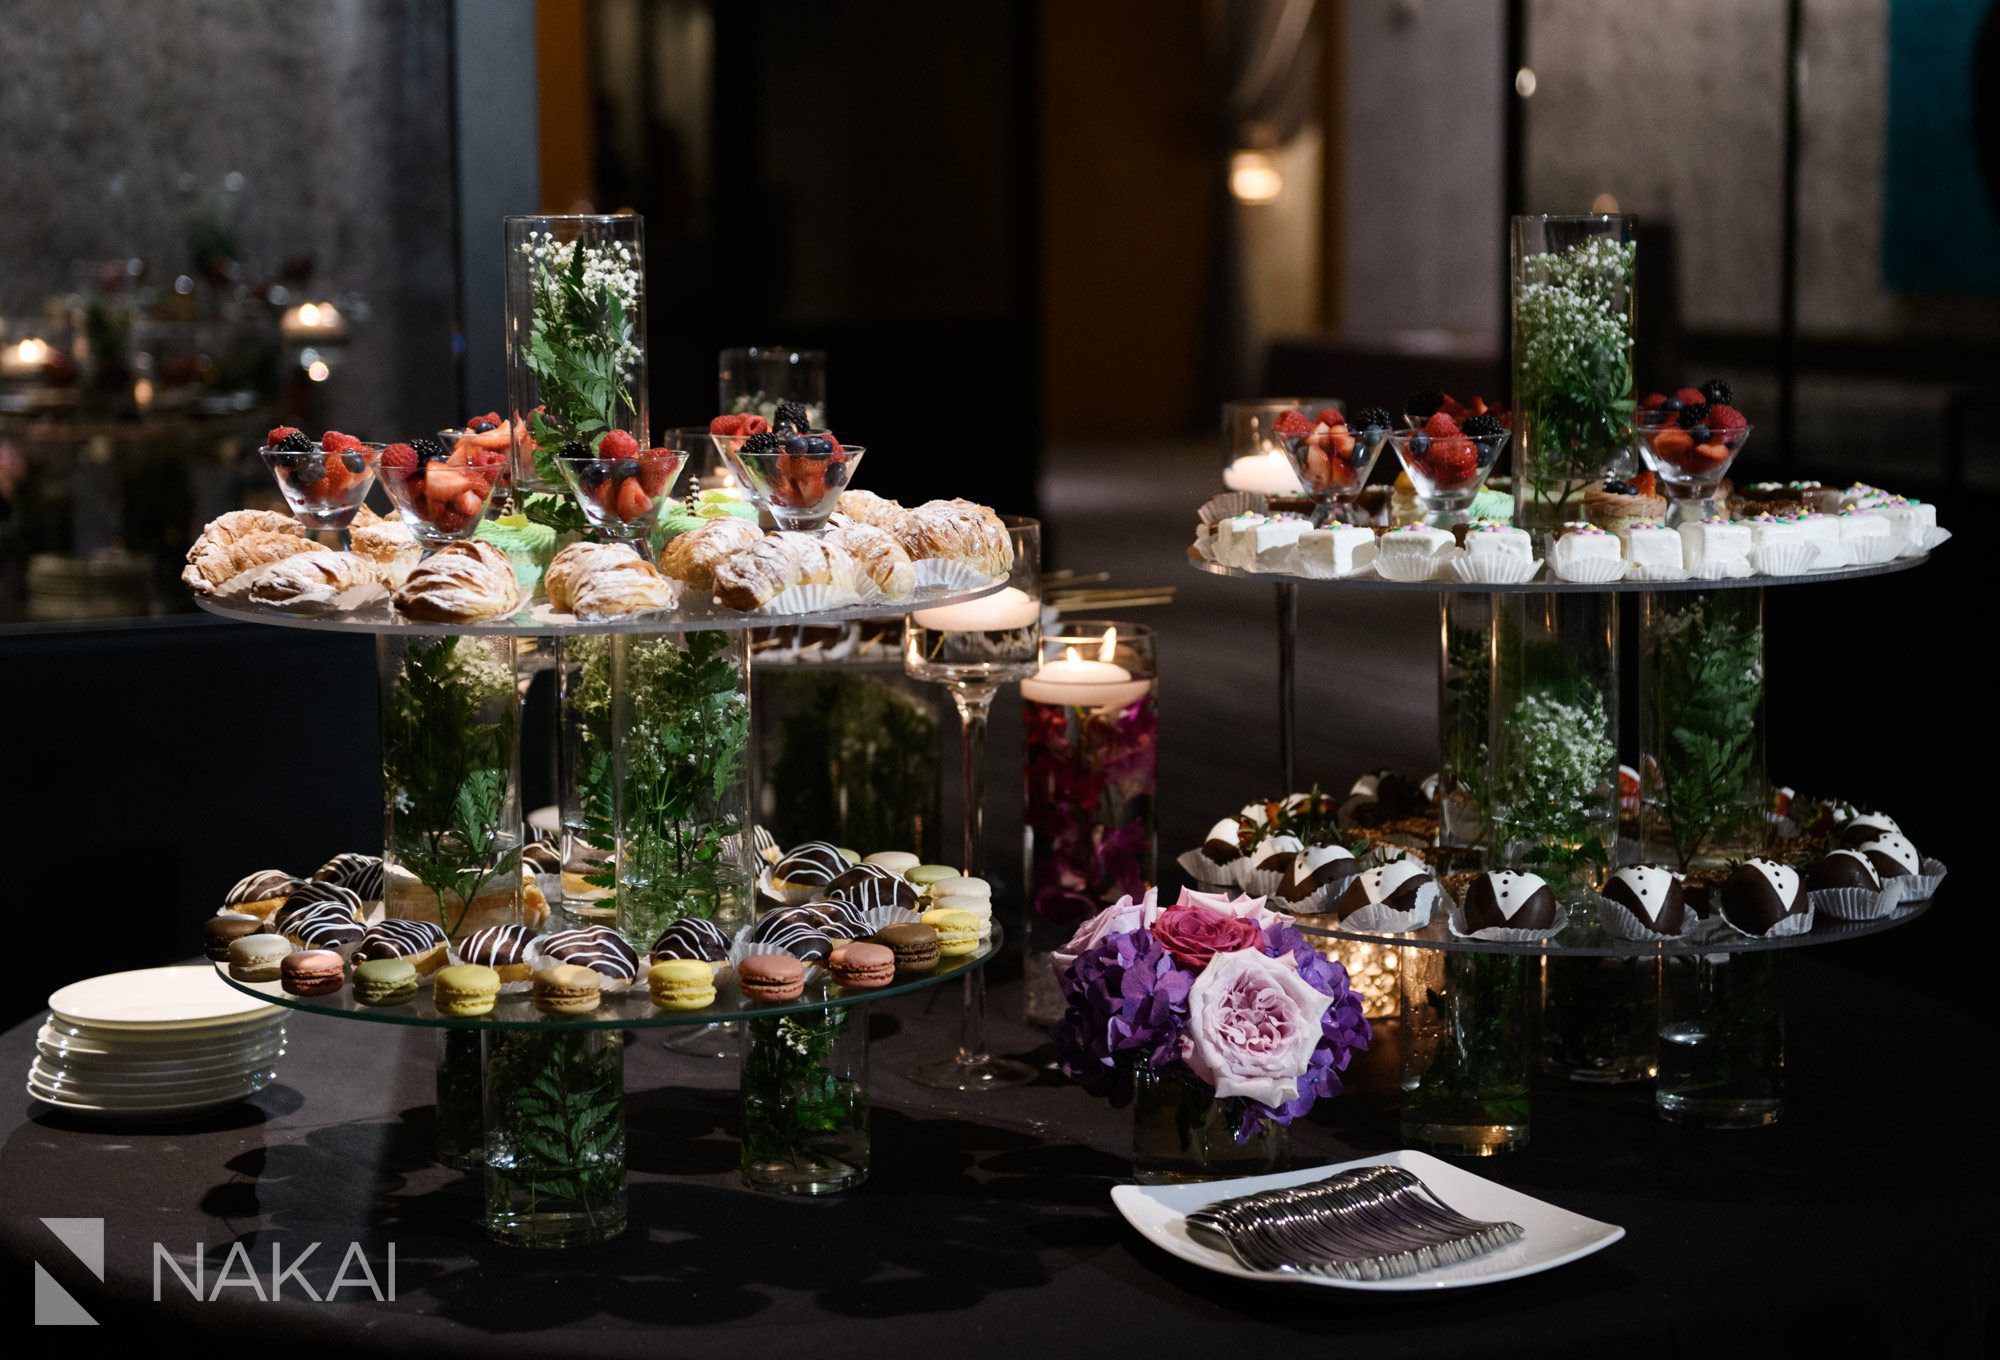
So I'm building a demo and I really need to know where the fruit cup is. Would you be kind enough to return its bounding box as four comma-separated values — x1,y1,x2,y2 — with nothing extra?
379,437,508,550
260,432,382,531
1635,418,1753,527
555,443,687,554
439,416,516,508
1276,408,1392,525
714,430,865,534
1385,418,1511,529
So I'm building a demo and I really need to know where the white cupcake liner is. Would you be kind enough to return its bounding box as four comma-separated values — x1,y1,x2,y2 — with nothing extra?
1748,543,1819,577
1804,543,1850,572
1719,902,1816,939
1447,551,1541,585
1176,847,1245,889
745,582,865,616
909,558,996,591
1264,866,1365,916
1199,491,1270,526
1888,858,1948,904
1920,526,1952,553
1594,894,1695,941
1688,558,1754,581
1233,862,1292,899
523,938,639,992
1841,536,1901,567
1625,560,1689,582
858,904,924,934
1446,902,1568,942
1548,555,1625,584
1373,547,1449,582
1328,880,1440,935
726,923,828,983
1808,884,1902,922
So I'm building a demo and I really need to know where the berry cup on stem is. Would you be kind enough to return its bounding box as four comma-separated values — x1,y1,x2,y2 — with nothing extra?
554,428,686,558
1634,390,1752,528
1386,412,1512,530
437,413,517,510
1275,404,1392,526
712,402,863,535
379,435,507,554
260,427,382,539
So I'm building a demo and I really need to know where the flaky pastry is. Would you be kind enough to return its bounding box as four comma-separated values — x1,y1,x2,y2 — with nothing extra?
393,540,521,622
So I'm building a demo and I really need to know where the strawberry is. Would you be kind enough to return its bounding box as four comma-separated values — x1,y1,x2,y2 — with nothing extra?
466,411,503,431
426,466,479,505
1673,386,1706,407
321,430,361,454
1631,471,1658,497
1314,407,1347,429
1689,441,1732,469
615,477,653,521
1706,404,1747,432
1330,429,1358,460
1651,429,1695,468
1273,410,1313,438
1423,412,1460,438
596,429,639,462
381,442,419,472
638,448,678,496
1640,392,1667,410
267,425,303,445
1419,436,1477,485
431,503,472,535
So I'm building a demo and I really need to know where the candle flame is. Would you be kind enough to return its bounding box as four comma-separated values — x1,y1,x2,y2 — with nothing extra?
1064,645,1082,665
1097,627,1117,662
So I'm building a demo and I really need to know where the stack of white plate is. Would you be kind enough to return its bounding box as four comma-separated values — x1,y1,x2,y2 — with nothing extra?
30,966,286,1120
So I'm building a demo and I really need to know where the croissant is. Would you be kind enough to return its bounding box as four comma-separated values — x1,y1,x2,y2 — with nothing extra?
349,518,421,589
182,529,317,595
833,490,907,532
712,532,861,611
824,522,915,601
545,542,643,614
659,517,763,591
569,557,677,620
894,499,1012,578
192,508,303,551
246,549,383,613
393,540,522,622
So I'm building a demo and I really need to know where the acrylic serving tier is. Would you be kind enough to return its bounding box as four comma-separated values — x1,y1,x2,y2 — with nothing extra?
1187,552,1930,594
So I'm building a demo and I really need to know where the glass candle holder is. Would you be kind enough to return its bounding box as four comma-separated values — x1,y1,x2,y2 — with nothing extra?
739,1004,870,1195
1021,621,1158,1026
1220,398,1334,496
378,635,522,941
505,215,648,495
719,345,827,428
1399,950,1532,1155
1510,214,1636,547
1639,588,1768,871
1656,951,1784,1128
483,1029,626,1246
1130,1065,1286,1185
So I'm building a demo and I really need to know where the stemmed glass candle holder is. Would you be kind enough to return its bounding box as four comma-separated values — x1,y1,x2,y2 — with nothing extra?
505,215,648,496
555,442,687,558
1385,426,1512,530
1220,399,1330,496
903,516,1042,1091
719,346,827,428
1634,418,1754,527
714,431,864,535
1020,621,1157,1026
260,438,382,533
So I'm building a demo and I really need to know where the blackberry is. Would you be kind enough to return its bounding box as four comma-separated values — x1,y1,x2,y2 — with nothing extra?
559,439,592,463
741,430,786,457
411,436,450,463
1675,402,1710,430
1404,390,1444,421
1355,406,1393,431
274,431,315,453
1699,378,1733,407
773,400,811,433
1462,413,1504,438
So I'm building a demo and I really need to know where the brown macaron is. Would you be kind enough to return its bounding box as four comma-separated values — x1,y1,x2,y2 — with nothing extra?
204,913,265,962
873,922,940,972
738,953,806,1002
829,942,896,990
280,949,347,997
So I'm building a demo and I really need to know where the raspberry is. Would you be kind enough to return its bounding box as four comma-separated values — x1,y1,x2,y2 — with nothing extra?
1675,402,1710,430
321,430,362,455
1419,436,1477,485
709,413,745,435
1640,392,1667,410
1706,403,1747,432
467,411,502,431
1314,407,1346,429
637,448,678,496
596,429,639,462
267,425,303,446
1673,386,1706,407
1273,410,1313,438
381,442,419,471
1423,412,1460,438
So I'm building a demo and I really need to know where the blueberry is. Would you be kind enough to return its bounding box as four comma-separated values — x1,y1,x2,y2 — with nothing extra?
613,459,640,480
804,435,833,456
786,435,812,456
1605,480,1637,495
1661,397,1682,414
342,451,367,474
295,455,327,486
824,461,850,489
1690,424,1710,442
471,418,499,433
578,462,610,489
1410,434,1431,455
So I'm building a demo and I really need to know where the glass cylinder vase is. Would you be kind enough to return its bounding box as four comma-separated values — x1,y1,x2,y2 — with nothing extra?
1640,588,1768,870
436,1028,485,1170
1130,1065,1287,1185
1510,214,1637,547
1399,949,1532,1155
1021,621,1158,1026
378,634,523,941
504,214,648,496
1437,594,1496,854
718,345,826,428
1220,398,1332,497
482,1028,626,1246
740,1005,870,1194
1489,592,1619,903
1541,955,1659,1084
610,630,754,948
555,634,616,923
1656,951,1784,1127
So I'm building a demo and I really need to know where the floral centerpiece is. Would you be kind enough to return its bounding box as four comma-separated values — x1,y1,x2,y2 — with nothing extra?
1050,887,1370,1182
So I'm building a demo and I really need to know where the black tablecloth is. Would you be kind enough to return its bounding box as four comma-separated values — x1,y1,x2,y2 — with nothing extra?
3,954,1995,1356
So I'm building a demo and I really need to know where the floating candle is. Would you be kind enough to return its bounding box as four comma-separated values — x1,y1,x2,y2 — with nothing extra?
1021,630,1152,708
910,584,1040,632
1223,450,1302,495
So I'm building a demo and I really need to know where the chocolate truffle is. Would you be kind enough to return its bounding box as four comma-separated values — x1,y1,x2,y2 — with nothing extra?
1277,844,1360,901
771,840,852,890
1806,848,1880,893
649,917,730,964
1201,817,1246,865
1331,860,1431,921
1249,833,1305,875
1603,865,1686,935
1719,859,1805,935
1835,812,1900,848
1858,833,1921,880
1460,870,1560,932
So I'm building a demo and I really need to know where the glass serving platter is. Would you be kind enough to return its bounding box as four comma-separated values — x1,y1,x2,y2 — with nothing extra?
1188,551,1931,595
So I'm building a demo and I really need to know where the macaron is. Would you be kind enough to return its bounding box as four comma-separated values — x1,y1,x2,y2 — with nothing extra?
227,933,292,982
905,864,959,889
864,851,921,875
648,959,717,1011
921,908,981,957
353,957,418,1007
434,964,502,1017
738,953,806,1002
204,912,265,962
930,895,993,938
873,922,940,971
280,949,346,997
927,875,991,902
532,963,602,1015
829,942,896,990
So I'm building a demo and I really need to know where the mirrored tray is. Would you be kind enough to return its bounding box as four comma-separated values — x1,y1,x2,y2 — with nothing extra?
1188,550,1931,595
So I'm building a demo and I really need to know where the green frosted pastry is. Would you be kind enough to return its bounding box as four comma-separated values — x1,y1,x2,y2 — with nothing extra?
477,515,559,593
1468,488,1514,523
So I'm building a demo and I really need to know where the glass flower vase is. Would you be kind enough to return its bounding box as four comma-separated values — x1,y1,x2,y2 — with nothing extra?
740,1006,870,1195
610,630,754,948
1489,592,1619,903
1510,214,1637,547
504,214,648,496
1021,621,1159,1026
482,1029,626,1246
1437,594,1496,853
436,1028,485,1170
1541,954,1659,1084
379,635,522,941
1399,950,1532,1155
1656,951,1784,1128
1130,1065,1287,1185
556,634,616,923
1640,589,1768,870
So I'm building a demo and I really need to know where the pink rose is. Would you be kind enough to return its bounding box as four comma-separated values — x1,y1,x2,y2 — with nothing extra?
1151,904,1264,971
1179,948,1334,1110
1175,885,1284,930
1052,888,1160,975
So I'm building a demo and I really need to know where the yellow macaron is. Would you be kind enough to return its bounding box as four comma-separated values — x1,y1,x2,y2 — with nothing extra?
433,964,501,1017
648,959,717,1011
920,908,981,957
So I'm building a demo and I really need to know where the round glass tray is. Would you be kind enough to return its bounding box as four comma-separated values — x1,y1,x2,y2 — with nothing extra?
1292,898,1931,957
211,924,999,1029
1188,551,1931,595
192,575,1001,637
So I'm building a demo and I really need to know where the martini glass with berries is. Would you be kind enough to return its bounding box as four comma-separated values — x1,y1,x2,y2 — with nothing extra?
1634,382,1752,527
260,427,383,538
553,429,687,557
1275,405,1393,526
1385,412,1512,530
437,413,517,509
712,401,863,535
379,435,508,552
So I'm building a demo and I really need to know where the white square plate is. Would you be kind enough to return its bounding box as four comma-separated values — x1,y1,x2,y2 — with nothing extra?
1110,1148,1623,1292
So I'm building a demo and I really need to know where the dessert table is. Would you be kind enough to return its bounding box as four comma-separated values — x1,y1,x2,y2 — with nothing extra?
3,956,1992,1356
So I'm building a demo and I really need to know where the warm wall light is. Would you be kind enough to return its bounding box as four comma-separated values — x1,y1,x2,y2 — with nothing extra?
1230,150,1284,205
1590,192,1621,213
1515,67,1537,96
